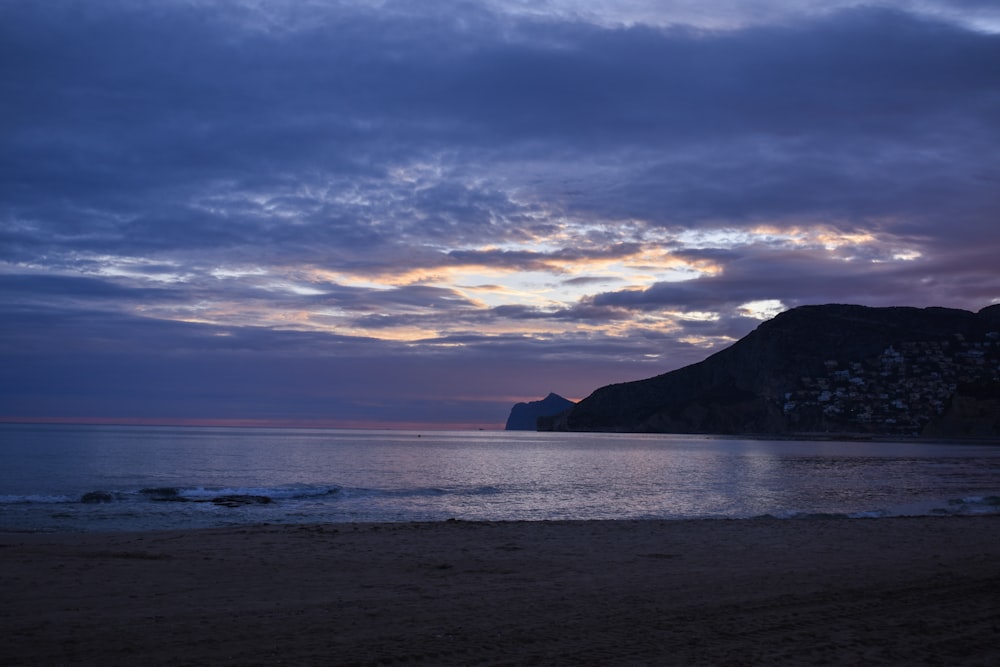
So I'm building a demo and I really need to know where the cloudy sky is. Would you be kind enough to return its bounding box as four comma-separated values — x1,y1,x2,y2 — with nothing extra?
3,0,999,428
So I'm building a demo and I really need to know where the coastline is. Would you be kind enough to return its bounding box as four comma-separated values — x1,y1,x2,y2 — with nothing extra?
4,516,1000,665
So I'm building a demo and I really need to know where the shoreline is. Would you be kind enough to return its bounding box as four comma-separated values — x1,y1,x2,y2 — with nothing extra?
4,515,1000,665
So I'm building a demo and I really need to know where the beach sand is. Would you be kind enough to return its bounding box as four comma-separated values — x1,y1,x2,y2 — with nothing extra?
2,517,999,666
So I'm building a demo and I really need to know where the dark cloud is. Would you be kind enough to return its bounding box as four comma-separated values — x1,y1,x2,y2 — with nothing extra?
447,243,641,273
2,1,998,426
5,2,998,258
589,241,999,315
562,276,626,286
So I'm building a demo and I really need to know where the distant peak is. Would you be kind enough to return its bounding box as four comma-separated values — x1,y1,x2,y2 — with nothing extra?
505,393,576,430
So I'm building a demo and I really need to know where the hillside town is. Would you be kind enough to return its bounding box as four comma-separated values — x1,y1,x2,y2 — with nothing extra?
782,332,1000,435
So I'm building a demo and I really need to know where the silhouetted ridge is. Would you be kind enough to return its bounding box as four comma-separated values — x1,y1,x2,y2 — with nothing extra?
505,393,576,430
540,304,1000,437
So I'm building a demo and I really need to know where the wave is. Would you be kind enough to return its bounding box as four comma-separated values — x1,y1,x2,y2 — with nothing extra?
760,509,901,520
0,484,343,507
1,483,504,507
0,493,76,505
5,484,1000,523
148,485,342,503
337,485,505,499
940,495,1000,515
762,494,1000,520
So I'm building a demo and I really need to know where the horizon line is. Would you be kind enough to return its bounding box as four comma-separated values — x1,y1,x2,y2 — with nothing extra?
0,416,505,432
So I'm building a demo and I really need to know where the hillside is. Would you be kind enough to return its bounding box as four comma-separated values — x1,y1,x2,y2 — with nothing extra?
505,393,576,430
540,304,1000,437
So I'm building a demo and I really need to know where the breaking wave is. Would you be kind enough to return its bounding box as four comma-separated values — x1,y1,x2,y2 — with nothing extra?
3,484,343,506
762,495,1000,520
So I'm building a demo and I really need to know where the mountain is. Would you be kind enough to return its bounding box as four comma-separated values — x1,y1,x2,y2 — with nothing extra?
540,304,1000,437
505,393,576,431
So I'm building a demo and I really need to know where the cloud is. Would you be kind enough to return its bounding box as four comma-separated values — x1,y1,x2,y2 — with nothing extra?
2,1,999,426
0,301,667,426
6,3,998,253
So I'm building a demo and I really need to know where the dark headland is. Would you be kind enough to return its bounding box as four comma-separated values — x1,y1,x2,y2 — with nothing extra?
539,303,1000,438
505,392,576,430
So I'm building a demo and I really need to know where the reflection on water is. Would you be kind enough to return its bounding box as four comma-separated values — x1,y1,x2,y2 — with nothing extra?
1,424,999,531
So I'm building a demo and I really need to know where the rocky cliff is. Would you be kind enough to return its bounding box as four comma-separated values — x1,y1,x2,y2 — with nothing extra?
540,304,1000,437
505,393,576,430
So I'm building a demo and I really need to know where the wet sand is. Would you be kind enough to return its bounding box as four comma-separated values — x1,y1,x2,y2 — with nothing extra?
2,517,999,666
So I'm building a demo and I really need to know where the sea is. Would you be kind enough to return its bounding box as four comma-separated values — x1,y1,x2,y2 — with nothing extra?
2,423,999,533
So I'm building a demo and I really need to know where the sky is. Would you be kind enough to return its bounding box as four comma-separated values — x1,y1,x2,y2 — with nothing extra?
2,0,999,429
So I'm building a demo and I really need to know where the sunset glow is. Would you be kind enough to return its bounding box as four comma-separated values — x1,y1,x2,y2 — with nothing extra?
3,0,998,427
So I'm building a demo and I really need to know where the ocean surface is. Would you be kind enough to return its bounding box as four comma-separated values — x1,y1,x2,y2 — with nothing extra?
2,423,999,532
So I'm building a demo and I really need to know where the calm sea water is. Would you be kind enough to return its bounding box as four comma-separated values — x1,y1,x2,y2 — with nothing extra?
2,423,999,532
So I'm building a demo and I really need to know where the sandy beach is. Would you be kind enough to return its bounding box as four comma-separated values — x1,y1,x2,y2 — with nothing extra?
2,517,999,666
